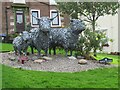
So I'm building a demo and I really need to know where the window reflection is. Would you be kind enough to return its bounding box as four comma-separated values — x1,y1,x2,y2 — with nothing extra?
32,11,38,25
17,15,23,24
51,11,59,25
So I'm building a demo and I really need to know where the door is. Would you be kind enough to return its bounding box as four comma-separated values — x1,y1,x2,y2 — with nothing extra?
16,10,25,33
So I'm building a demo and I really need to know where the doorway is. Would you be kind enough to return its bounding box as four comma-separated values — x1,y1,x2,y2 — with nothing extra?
15,10,25,33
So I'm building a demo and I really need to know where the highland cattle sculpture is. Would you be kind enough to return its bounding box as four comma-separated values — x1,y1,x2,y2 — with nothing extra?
49,19,85,56
13,31,31,56
13,16,85,57
29,17,52,56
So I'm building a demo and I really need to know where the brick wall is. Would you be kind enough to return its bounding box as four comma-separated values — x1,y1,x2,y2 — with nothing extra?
29,2,50,16
1,2,55,34
1,2,14,34
1,2,70,34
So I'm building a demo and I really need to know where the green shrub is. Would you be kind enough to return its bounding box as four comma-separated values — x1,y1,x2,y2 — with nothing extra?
26,23,32,31
76,28,112,59
8,33,19,39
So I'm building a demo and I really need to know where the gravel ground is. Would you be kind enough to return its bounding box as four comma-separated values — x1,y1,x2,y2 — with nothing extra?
0,52,117,72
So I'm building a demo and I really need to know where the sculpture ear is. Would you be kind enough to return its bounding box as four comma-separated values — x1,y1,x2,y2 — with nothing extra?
50,14,58,21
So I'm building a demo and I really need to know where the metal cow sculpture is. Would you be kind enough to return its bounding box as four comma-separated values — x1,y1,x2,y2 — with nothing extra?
13,31,31,56
49,19,85,56
29,17,52,56
13,16,85,57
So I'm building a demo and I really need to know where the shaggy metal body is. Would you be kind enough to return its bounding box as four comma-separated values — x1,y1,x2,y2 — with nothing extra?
13,17,85,56
30,28,49,56
49,19,85,56
29,17,51,56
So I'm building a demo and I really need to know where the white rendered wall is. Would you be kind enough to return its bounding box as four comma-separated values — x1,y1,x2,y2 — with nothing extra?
96,14,118,53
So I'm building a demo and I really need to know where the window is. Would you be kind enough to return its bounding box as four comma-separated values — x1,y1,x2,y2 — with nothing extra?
17,15,23,24
30,9,40,27
50,10,61,27
13,0,26,4
51,11,59,25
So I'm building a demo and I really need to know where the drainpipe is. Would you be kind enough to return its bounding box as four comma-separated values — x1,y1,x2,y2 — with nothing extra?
5,6,11,42
5,6,10,38
5,7,8,37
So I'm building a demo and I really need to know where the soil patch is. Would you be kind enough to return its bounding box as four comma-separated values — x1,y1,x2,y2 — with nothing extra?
0,52,117,72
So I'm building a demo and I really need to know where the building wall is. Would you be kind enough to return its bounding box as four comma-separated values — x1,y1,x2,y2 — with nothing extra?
118,8,120,52
0,2,2,34
29,2,50,17
1,2,6,34
26,2,51,28
1,1,56,34
96,14,119,53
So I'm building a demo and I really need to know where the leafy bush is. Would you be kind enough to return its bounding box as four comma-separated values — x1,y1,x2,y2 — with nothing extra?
8,33,19,39
76,28,112,59
26,23,32,31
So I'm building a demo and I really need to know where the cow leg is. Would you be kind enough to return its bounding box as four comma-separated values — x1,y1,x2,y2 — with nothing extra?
14,46,18,55
70,50,72,56
37,49,41,57
23,48,28,56
49,48,51,55
65,49,68,56
53,46,56,55
44,49,48,56
18,50,22,56
30,46,34,54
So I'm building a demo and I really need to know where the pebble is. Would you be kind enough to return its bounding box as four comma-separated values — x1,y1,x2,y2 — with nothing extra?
8,51,14,54
9,57,16,61
77,56,85,59
42,56,52,60
31,56,39,60
68,56,77,60
34,59,45,64
78,59,87,64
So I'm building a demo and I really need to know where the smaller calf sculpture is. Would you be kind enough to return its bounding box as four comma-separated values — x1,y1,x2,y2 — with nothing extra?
49,19,85,56
13,31,31,56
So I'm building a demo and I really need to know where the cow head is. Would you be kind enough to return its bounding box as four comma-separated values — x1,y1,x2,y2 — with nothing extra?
37,17,52,32
70,19,85,31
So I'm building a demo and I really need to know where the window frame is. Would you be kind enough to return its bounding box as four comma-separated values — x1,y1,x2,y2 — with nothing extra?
50,10,61,27
13,0,26,4
30,9,40,27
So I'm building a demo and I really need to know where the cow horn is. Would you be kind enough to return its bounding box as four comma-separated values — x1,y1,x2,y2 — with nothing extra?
50,13,58,21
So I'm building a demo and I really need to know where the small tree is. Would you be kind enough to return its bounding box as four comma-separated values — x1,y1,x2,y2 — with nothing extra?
76,28,112,59
57,2,120,31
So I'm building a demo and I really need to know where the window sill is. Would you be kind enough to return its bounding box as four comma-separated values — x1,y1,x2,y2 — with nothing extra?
51,25,62,28
31,25,39,28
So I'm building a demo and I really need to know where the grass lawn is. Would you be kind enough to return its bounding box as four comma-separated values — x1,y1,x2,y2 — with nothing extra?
0,43,14,52
0,64,2,89
2,65,118,88
0,43,38,53
0,43,119,88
